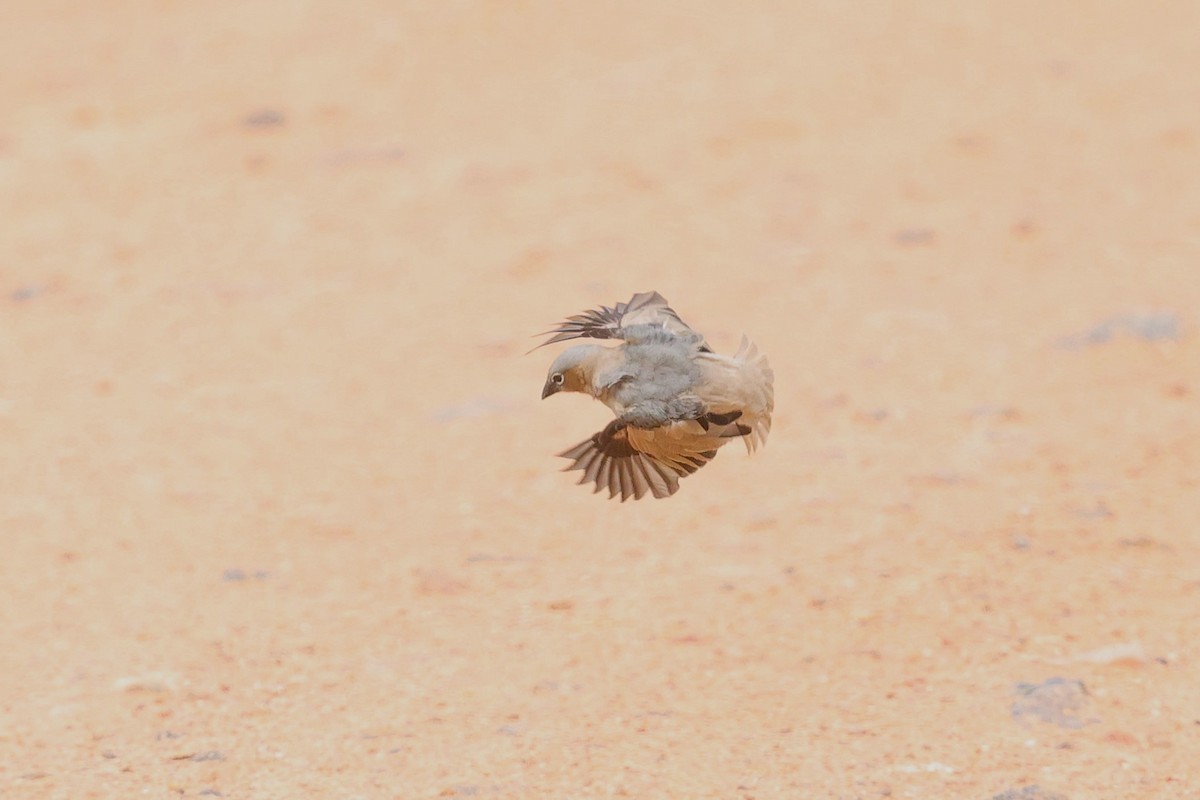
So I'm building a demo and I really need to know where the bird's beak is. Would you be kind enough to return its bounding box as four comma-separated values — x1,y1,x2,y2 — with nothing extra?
541,381,558,400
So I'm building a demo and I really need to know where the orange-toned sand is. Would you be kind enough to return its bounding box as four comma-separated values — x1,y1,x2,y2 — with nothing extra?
3,3,1198,798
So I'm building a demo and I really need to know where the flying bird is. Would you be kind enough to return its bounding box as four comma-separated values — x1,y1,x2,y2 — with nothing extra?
536,291,773,500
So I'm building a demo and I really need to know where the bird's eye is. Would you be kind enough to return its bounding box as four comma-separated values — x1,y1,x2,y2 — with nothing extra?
553,372,564,385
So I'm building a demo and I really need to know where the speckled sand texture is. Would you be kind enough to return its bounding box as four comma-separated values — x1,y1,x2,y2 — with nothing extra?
3,3,1198,798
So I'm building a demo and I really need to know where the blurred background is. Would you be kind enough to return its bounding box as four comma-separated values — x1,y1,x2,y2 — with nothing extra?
2,2,1197,796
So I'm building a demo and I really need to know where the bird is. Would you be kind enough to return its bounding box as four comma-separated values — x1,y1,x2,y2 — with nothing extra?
535,291,773,500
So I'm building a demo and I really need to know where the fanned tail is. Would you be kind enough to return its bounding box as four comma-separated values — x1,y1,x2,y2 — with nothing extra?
732,335,774,453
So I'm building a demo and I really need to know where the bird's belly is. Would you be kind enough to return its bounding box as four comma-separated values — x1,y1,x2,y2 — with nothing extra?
605,374,688,413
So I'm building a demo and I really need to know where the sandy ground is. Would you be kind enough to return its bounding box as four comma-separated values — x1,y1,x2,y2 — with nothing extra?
3,2,1199,798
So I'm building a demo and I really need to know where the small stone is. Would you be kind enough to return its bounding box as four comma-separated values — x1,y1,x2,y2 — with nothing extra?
1073,641,1147,665
172,751,225,762
242,109,286,128
992,787,1068,800
114,672,178,693
1012,677,1096,729
893,228,937,246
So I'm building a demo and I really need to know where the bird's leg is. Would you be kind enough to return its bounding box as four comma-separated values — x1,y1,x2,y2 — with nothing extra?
704,409,742,425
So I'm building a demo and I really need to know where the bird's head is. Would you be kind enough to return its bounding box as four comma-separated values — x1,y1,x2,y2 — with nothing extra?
541,345,599,399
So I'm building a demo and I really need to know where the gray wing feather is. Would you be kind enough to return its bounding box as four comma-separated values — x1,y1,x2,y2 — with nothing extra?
532,291,712,352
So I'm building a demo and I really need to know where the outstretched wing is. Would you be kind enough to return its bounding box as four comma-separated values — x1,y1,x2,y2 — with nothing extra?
557,421,721,501
533,291,711,352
